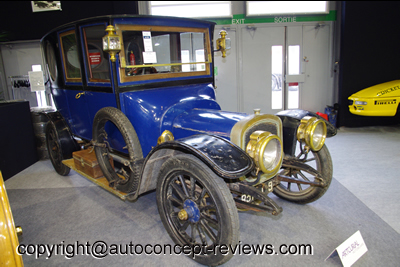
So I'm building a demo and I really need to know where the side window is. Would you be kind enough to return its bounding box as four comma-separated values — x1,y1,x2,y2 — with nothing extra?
44,41,58,82
116,25,211,83
59,30,82,82
82,25,111,84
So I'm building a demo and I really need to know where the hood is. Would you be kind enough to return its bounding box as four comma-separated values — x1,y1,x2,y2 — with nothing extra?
172,109,247,140
350,80,400,98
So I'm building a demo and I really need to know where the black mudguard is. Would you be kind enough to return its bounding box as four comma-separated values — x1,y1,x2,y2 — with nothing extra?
149,134,254,180
44,111,80,159
276,109,337,156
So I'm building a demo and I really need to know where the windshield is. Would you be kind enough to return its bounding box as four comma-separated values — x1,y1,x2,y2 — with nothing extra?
116,25,211,83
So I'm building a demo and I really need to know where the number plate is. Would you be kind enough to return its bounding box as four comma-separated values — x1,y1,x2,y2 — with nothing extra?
240,177,277,202
241,194,254,202
266,179,274,192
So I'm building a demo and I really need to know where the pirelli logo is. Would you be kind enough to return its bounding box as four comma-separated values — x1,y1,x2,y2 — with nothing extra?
374,99,397,105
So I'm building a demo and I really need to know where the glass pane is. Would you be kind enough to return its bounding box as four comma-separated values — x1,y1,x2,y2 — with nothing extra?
181,50,190,72
288,84,299,109
288,45,300,109
196,49,205,71
271,45,282,110
180,32,205,72
83,25,111,83
121,30,207,77
247,1,328,16
45,42,57,81
288,45,300,75
61,32,81,80
151,1,231,18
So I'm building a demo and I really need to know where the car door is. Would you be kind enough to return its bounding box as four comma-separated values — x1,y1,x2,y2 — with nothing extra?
58,24,117,141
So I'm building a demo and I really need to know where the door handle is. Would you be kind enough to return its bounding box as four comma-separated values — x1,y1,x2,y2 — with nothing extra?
75,92,85,99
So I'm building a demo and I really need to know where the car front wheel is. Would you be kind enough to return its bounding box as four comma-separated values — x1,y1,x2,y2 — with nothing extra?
156,154,239,266
273,143,333,204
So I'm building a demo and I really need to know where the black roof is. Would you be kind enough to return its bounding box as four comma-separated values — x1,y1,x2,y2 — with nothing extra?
41,14,216,41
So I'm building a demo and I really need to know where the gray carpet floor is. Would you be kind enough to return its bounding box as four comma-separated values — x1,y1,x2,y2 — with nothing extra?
4,125,400,266
325,125,400,234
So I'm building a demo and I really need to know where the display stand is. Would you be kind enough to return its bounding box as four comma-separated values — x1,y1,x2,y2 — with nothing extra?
0,101,38,180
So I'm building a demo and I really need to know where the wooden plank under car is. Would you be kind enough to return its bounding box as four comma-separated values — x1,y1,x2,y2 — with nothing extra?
62,159,128,200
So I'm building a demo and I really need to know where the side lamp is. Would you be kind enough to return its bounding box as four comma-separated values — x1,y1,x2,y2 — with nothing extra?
216,30,231,58
103,25,121,63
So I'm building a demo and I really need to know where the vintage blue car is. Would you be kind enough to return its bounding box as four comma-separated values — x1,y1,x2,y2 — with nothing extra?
41,15,336,265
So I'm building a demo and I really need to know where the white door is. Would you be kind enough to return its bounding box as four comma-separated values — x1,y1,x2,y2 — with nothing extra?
215,23,333,115
241,25,285,114
213,26,239,112
300,24,333,112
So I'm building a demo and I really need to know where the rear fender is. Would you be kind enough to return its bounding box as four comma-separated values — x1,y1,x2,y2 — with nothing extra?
45,111,80,159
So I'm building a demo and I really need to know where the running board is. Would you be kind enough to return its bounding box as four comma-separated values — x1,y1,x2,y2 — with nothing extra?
62,159,130,201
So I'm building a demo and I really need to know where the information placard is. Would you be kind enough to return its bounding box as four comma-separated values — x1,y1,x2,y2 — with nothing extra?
142,31,153,52
28,71,45,92
326,230,368,267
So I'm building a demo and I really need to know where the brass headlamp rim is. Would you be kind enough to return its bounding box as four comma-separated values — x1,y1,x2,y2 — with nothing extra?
297,116,327,151
246,131,283,174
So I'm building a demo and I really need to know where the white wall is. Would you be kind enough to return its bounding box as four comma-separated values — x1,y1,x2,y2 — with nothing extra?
0,41,42,106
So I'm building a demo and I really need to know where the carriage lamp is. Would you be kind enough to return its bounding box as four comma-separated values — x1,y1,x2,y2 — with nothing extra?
103,25,121,62
297,116,327,151
216,30,231,58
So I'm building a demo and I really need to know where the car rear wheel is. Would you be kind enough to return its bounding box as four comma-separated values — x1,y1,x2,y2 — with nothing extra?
156,154,239,266
93,107,143,193
46,121,70,176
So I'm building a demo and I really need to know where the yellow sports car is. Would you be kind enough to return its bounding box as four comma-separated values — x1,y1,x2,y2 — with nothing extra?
0,172,23,266
348,80,400,116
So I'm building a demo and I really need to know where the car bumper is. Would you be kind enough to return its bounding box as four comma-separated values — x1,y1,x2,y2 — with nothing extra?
348,97,399,116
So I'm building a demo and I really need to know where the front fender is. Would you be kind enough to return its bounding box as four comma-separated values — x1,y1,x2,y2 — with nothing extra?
137,134,254,196
276,109,337,156
153,134,254,179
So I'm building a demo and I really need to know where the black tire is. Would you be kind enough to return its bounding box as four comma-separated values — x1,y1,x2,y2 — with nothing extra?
92,107,143,193
273,143,333,204
46,121,70,176
156,154,239,266
395,103,400,121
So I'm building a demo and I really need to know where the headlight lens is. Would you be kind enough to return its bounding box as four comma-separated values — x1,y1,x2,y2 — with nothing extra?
297,116,327,151
246,131,283,175
262,139,281,171
355,101,367,105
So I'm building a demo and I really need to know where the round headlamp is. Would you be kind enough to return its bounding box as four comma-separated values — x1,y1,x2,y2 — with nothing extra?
297,116,327,151
246,131,283,175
